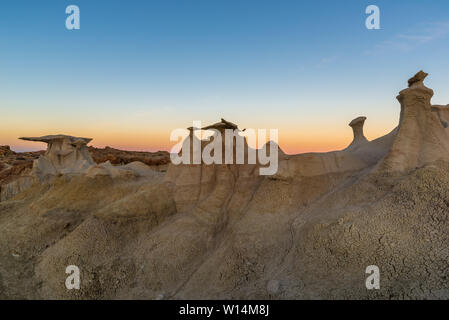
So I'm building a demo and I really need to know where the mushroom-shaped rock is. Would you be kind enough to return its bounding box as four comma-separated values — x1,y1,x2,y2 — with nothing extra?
186,119,240,134
19,134,94,180
20,134,92,144
345,116,368,151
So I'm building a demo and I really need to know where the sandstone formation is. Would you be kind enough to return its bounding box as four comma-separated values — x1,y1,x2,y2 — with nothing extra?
0,141,170,201
379,70,449,172
345,116,368,151
19,135,95,180
0,71,448,300
89,146,170,169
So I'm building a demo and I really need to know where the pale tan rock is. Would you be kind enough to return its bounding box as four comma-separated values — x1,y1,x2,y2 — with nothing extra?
274,119,395,179
88,146,169,169
378,71,449,172
85,161,137,179
20,135,94,180
165,120,261,212
431,104,449,128
202,118,240,131
345,116,368,150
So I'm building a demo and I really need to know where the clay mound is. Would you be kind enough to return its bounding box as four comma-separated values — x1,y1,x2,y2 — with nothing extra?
274,119,396,180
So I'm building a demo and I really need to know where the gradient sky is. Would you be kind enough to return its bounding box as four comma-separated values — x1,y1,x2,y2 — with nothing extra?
1,0,449,154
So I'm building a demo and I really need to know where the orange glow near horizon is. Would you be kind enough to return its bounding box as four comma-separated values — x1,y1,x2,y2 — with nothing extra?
2,121,397,155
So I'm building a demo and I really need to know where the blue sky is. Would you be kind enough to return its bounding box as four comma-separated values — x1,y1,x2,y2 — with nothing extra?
1,0,449,152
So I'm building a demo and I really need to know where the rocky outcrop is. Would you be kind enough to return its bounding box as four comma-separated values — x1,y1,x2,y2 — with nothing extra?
19,135,94,180
275,71,449,178
0,146,42,201
165,119,261,213
379,70,449,172
89,146,169,169
274,117,395,179
0,140,170,201
85,161,161,179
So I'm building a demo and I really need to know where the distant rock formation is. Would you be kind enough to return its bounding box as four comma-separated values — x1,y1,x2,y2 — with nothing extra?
20,135,94,180
0,146,42,201
89,146,169,169
431,104,449,130
408,70,428,87
202,118,240,131
273,70,449,178
0,145,14,157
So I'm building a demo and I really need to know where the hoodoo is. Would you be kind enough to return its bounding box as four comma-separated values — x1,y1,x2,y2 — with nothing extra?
345,116,368,150
379,70,449,172
20,134,94,180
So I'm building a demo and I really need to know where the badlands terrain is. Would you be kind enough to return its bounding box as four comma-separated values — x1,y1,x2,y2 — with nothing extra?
0,71,448,299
